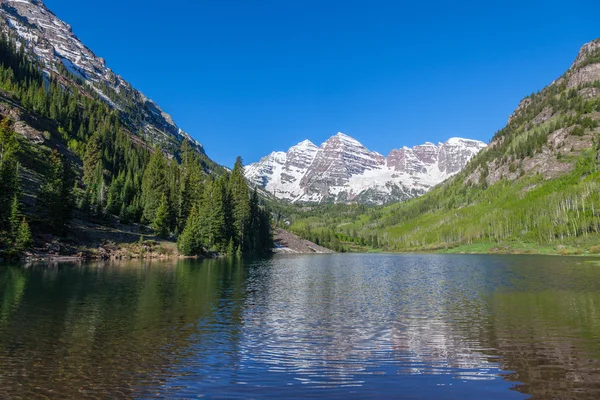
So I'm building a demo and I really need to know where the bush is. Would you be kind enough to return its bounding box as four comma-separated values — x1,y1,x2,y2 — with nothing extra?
571,126,585,136
589,245,600,254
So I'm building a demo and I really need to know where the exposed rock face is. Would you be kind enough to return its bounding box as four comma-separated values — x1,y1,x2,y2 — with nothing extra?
466,38,600,189
567,38,600,89
246,133,486,205
299,133,385,200
572,38,600,68
508,97,533,125
567,64,600,89
0,0,203,153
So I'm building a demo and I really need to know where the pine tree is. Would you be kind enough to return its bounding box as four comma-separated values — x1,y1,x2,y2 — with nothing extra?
229,156,251,251
226,238,235,256
0,33,277,255
0,118,20,233
177,205,204,256
153,193,170,238
36,150,73,235
178,140,204,230
199,178,227,250
82,132,106,213
141,149,169,224
248,188,260,253
106,173,123,216
8,194,21,238
14,217,32,252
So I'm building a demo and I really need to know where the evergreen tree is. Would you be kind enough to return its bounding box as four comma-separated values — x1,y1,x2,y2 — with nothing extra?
0,118,20,233
82,132,105,213
199,178,226,250
36,150,73,235
229,157,251,251
141,149,169,223
106,174,123,216
178,140,204,230
177,205,204,256
8,194,21,240
153,193,170,238
248,188,260,253
14,218,32,253
226,238,235,256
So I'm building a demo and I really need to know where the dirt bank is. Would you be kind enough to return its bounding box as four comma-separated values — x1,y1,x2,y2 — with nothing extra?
273,228,334,254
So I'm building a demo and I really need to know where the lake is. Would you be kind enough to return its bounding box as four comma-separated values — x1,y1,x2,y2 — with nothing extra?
1,254,600,399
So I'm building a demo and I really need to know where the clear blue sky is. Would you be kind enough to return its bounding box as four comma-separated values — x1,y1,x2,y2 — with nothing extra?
45,0,600,167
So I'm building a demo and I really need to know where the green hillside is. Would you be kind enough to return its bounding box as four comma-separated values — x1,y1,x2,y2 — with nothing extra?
288,39,600,255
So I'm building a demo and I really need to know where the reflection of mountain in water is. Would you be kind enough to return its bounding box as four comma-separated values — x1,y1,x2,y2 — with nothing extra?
238,255,506,386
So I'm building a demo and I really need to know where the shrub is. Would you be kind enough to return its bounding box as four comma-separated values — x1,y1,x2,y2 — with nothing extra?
589,245,600,254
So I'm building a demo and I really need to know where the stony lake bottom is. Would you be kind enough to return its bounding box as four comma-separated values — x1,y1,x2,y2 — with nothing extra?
1,253,600,399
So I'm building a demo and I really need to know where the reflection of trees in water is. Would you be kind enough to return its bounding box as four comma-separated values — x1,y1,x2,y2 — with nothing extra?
0,266,26,324
392,258,600,398
0,259,247,399
489,290,600,399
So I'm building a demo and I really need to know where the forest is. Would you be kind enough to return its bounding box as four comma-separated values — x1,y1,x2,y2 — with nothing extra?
0,31,272,258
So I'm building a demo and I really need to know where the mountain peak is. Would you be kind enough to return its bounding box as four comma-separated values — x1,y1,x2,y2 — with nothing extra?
572,38,600,69
327,132,364,147
294,139,317,149
334,132,356,140
445,137,487,147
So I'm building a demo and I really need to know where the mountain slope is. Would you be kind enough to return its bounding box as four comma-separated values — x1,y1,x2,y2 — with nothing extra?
0,0,210,160
288,39,600,254
246,132,485,205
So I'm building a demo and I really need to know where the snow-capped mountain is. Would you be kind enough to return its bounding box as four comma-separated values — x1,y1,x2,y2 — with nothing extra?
245,133,486,205
0,0,203,154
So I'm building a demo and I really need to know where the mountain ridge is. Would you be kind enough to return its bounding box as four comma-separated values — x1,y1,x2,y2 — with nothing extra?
246,132,486,205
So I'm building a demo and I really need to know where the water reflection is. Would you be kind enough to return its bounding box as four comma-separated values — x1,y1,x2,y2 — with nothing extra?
0,259,247,399
0,254,599,399
232,255,515,396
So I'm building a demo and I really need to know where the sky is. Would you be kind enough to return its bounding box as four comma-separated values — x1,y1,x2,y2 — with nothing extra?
44,0,600,167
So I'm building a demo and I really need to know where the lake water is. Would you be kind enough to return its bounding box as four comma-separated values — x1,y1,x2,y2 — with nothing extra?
1,254,600,399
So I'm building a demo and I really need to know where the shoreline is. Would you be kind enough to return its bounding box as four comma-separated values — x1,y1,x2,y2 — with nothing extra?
6,234,600,264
